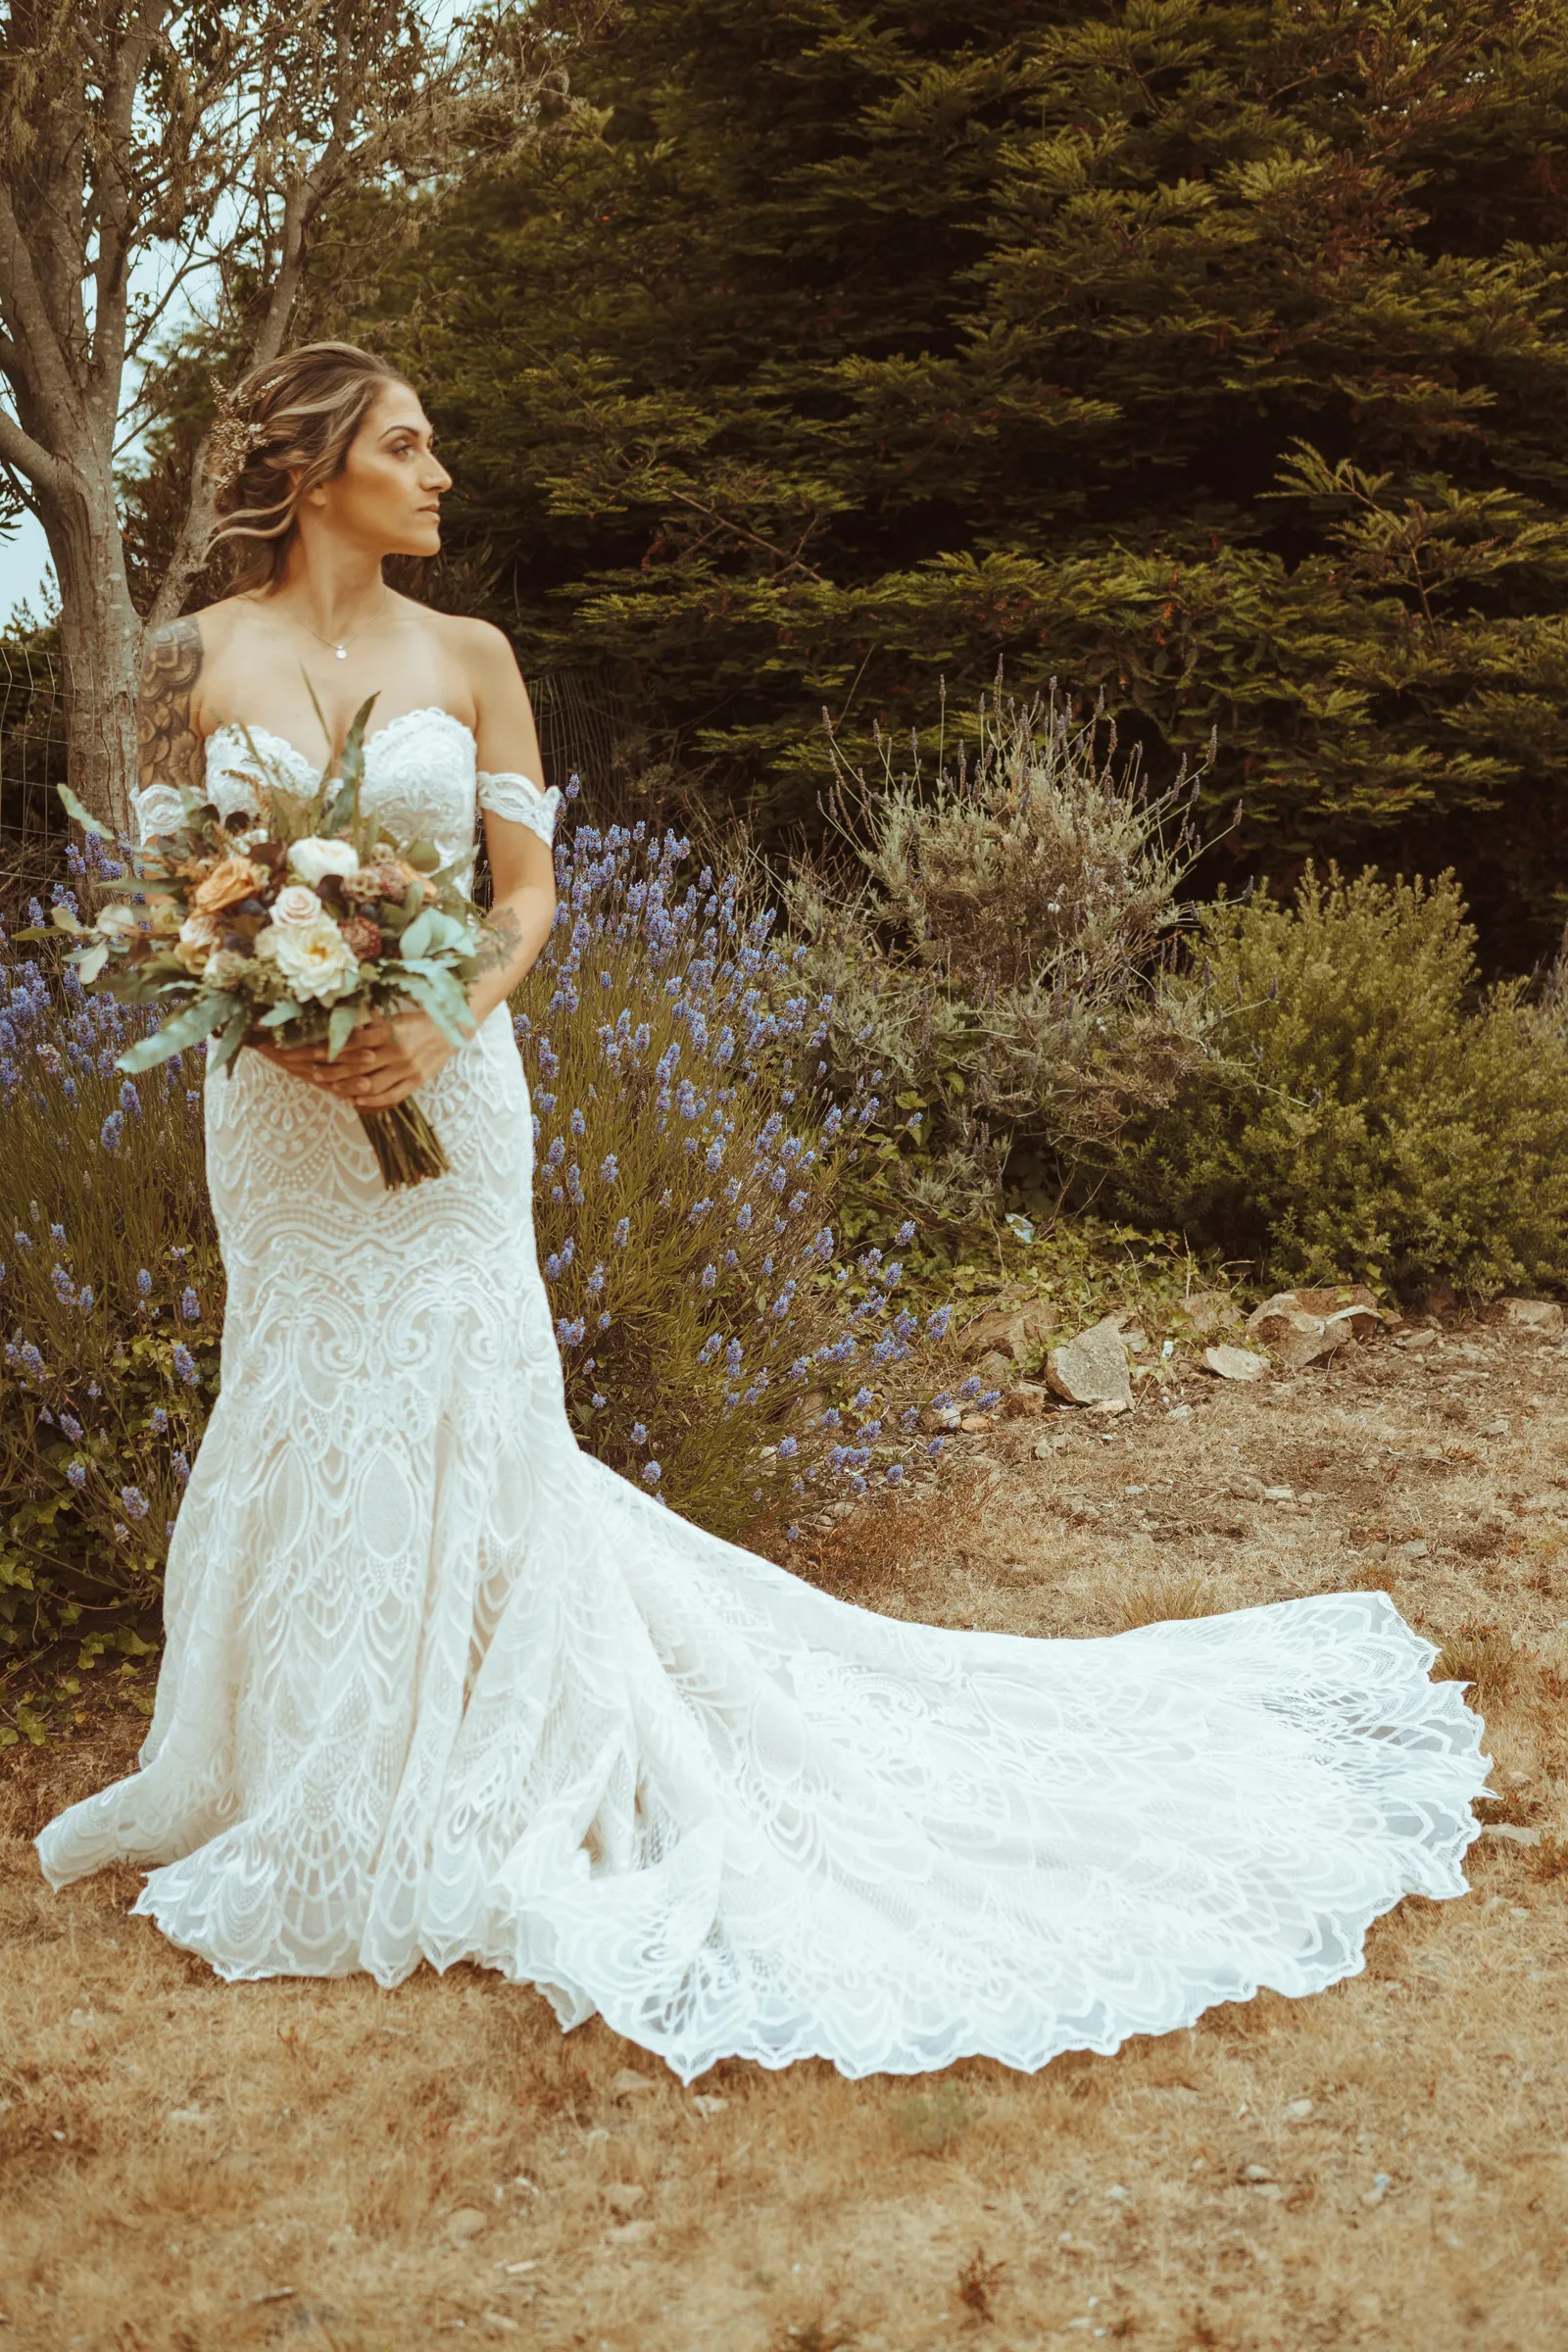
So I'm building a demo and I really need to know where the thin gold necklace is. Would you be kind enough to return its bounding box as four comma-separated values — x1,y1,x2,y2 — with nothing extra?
277,585,389,662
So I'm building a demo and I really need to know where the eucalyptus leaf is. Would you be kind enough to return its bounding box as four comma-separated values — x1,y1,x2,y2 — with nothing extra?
115,991,236,1072
56,781,113,838
75,940,110,984
258,998,303,1029
210,1005,252,1076
403,839,441,872
399,907,436,960
399,972,473,1050
327,1001,360,1060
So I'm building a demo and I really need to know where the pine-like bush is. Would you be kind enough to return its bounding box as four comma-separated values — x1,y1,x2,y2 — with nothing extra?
1112,867,1568,1298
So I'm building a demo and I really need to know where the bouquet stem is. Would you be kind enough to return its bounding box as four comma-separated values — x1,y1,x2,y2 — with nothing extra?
359,1100,450,1190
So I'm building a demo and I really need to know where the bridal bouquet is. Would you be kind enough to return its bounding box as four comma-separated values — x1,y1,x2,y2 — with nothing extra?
39,696,501,1189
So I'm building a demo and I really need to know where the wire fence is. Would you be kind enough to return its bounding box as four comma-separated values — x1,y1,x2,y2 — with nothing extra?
0,635,70,926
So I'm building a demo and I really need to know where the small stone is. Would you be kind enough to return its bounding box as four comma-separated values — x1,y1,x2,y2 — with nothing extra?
612,2068,657,2098
1263,1485,1296,1502
1089,1396,1130,1417
691,2093,727,2115
1204,1345,1267,1382
1482,1823,1544,1847
166,2107,207,2128
1031,1436,1062,1459
1228,1475,1267,1500
1479,1418,1510,1439
1500,1298,1564,1334
605,2183,646,2214
1045,1315,1135,1409
1399,1539,1430,1557
606,2220,655,2246
960,1412,997,1433
924,1404,962,1433
1243,2163,1274,2182
1001,1383,1048,1419
1396,1327,1440,1351
1283,2099,1314,2121
978,1349,1012,1387
1167,1403,1192,1419
1361,2173,1392,2208
1104,2183,1131,2201
447,2207,489,2242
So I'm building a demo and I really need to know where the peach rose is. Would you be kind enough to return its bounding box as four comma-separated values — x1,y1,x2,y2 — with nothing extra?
192,854,268,913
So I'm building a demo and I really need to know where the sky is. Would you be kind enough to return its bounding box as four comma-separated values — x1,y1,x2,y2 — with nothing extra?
1,506,54,630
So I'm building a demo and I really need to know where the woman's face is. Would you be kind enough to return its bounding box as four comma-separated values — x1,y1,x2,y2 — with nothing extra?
307,382,452,558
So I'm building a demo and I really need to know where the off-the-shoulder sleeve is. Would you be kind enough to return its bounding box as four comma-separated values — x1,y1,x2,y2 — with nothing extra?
476,768,561,848
130,783,188,846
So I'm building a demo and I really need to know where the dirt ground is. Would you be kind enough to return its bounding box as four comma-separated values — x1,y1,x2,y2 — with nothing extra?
2,1311,1565,2352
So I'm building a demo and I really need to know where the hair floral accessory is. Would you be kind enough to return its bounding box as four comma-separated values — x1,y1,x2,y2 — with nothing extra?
204,376,269,496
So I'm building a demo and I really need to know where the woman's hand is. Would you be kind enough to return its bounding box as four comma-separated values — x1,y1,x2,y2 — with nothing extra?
254,1009,459,1110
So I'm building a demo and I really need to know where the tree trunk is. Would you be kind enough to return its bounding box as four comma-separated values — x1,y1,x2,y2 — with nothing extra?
37,464,143,839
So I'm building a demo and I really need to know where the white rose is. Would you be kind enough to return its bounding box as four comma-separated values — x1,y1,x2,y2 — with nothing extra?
270,883,322,927
288,836,361,887
258,909,358,1004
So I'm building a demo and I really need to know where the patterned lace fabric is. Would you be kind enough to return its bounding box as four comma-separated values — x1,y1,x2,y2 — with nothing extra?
37,712,1493,2082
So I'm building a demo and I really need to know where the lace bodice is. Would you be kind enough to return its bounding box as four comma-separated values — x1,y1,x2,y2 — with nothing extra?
131,706,559,859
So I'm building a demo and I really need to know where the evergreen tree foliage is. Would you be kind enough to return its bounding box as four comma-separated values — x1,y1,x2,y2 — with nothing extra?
357,0,1568,956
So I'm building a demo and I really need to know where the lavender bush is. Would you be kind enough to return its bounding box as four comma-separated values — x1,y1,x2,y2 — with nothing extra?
0,808,968,1668
0,833,221,1666
515,804,969,1543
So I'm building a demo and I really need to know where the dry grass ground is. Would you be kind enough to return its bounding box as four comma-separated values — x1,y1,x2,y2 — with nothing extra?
3,1314,1566,2352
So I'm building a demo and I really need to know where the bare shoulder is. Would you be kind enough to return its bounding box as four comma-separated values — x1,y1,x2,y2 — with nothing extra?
432,611,526,687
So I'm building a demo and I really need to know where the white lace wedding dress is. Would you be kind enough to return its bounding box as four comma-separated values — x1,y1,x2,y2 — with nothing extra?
37,710,1492,2081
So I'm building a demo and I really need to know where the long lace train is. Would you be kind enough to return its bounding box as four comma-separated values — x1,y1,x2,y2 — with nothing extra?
34,711,1490,2082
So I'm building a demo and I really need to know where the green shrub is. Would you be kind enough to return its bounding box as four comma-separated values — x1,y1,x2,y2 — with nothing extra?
783,688,1212,1240
1111,866,1568,1299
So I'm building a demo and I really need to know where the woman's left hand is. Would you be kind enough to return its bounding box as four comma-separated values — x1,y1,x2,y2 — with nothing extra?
309,1009,458,1111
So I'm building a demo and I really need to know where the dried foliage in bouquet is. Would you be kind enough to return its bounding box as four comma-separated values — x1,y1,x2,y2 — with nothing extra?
22,695,505,1188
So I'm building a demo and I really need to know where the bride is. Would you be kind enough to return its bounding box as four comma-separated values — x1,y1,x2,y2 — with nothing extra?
37,340,1490,2083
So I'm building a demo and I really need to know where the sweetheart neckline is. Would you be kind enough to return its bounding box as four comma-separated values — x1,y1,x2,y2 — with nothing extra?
206,705,475,775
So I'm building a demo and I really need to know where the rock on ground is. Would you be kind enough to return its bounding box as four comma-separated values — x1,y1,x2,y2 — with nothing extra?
1045,1315,1134,1409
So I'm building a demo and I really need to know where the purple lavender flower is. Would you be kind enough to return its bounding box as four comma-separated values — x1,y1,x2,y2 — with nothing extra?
60,1414,82,1442
641,1460,662,1486
630,1422,648,1446
172,1344,199,1385
137,1268,152,1298
180,1287,200,1322
172,1450,191,1483
150,1406,168,1436
99,1110,122,1152
120,1485,149,1520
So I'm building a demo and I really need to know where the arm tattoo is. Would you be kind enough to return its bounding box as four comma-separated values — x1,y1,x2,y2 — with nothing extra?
137,618,206,796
